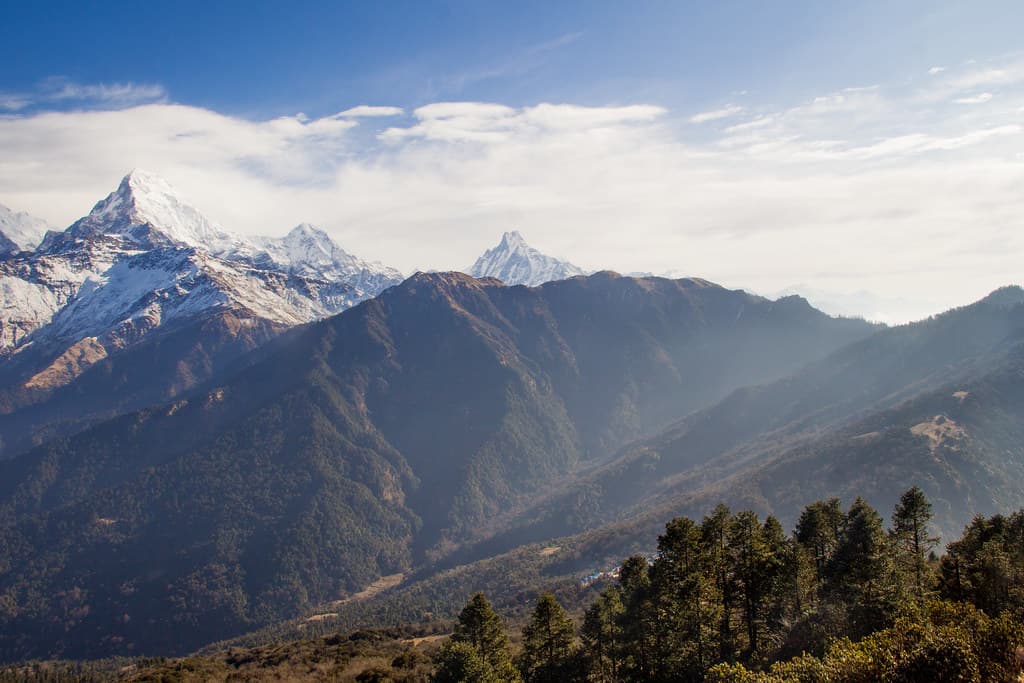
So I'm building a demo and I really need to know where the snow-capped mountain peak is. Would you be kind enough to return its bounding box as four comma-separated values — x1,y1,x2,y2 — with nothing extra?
253,222,404,296
0,204,49,254
498,230,528,250
469,230,585,286
1,171,404,371
279,222,346,267
52,169,241,253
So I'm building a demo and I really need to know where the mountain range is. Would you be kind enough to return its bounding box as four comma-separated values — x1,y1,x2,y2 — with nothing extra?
0,268,875,659
1,171,1023,665
230,285,1024,653
0,171,403,458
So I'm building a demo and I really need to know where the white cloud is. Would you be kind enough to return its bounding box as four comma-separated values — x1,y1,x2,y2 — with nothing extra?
954,92,993,104
338,105,404,117
929,66,946,75
723,117,773,134
688,105,744,124
3,57,1024,324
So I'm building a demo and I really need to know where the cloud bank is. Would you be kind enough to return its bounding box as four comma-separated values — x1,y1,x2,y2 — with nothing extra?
2,56,1024,323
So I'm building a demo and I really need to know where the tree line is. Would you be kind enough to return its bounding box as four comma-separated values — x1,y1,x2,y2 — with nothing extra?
428,488,1024,682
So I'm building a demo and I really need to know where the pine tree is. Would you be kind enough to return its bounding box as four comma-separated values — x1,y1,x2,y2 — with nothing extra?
729,511,787,658
702,503,739,664
760,516,797,638
617,555,655,681
432,640,502,683
795,498,845,588
581,587,623,683
450,593,520,681
825,498,898,636
891,486,940,605
652,516,717,680
519,593,576,683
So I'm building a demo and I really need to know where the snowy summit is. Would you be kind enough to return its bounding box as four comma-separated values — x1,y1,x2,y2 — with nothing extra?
469,231,585,287
0,170,403,373
0,204,49,255
41,169,243,254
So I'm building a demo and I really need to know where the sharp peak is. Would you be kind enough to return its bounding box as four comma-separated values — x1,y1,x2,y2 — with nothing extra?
286,222,329,237
124,167,164,181
102,169,189,213
118,168,177,194
73,168,235,250
499,230,528,247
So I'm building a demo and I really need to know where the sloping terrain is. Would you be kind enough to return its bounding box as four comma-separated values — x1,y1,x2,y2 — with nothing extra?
440,291,1024,618
0,271,873,660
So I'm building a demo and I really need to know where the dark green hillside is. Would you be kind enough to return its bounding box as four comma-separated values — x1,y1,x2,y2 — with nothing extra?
0,272,871,661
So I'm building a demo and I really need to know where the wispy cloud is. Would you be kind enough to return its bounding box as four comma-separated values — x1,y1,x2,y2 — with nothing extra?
954,92,993,104
0,77,167,112
380,102,663,142
440,31,584,95
688,105,744,124
338,105,404,117
928,66,946,75
0,94,31,112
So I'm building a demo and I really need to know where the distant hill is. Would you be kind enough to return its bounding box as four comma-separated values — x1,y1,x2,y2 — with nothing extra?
473,285,1024,553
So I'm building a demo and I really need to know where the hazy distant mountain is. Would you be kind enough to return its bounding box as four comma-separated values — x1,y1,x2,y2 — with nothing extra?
0,170,403,458
492,285,1024,551
772,283,937,324
0,271,873,660
0,204,48,256
468,231,585,286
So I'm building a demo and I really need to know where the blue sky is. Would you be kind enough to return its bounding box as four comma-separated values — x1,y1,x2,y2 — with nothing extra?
2,2,1024,322
4,1,1019,116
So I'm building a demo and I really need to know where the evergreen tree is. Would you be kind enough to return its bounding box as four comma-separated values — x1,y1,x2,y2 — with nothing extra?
729,511,782,655
825,498,898,636
581,586,624,683
433,640,502,683
616,555,655,681
450,593,520,681
761,515,798,636
891,486,940,605
652,516,717,681
795,498,844,588
702,504,739,663
519,593,577,683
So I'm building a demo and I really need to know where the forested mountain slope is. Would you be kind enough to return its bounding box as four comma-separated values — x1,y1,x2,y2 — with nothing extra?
0,271,872,660
457,286,1024,560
